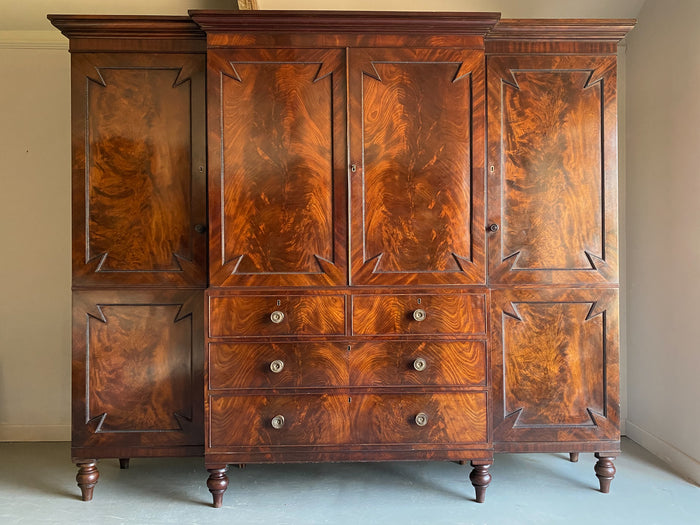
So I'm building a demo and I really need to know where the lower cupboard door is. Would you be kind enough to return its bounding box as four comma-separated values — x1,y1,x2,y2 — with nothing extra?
72,290,204,452
491,288,620,444
350,393,487,445
208,394,350,447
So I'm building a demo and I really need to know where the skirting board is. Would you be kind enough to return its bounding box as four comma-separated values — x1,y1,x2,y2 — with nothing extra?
626,420,700,485
0,425,70,442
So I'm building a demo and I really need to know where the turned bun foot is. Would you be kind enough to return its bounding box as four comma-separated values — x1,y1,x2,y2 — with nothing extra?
75,460,99,501
207,466,229,508
569,452,579,463
469,461,492,503
594,453,617,493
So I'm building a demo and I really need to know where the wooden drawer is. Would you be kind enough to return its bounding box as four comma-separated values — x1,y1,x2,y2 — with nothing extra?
209,394,350,447
351,393,487,444
209,295,345,337
350,341,486,387
209,342,348,390
352,293,486,335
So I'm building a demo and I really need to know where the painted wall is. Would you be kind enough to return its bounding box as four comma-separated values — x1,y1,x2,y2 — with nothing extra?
626,0,700,484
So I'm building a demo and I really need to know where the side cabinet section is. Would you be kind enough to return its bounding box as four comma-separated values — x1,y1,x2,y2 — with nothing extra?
71,290,204,456
490,288,619,448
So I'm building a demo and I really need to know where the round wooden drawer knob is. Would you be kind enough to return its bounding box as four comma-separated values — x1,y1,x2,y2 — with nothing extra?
412,309,426,322
413,357,427,371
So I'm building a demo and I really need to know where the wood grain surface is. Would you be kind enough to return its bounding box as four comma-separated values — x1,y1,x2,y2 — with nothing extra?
208,294,346,337
351,393,487,444
209,342,348,390
208,48,346,287
350,48,485,285
491,288,619,444
209,394,351,447
487,55,618,284
350,341,486,387
71,53,207,286
72,290,204,449
352,293,486,336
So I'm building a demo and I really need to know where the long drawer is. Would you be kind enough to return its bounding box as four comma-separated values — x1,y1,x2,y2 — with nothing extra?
209,392,487,447
209,342,348,390
352,293,486,335
350,341,486,387
209,294,346,337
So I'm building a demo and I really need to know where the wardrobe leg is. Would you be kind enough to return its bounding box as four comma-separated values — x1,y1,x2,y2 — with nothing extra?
594,453,617,493
119,458,130,469
207,466,229,508
569,452,579,463
469,461,492,503
75,459,99,501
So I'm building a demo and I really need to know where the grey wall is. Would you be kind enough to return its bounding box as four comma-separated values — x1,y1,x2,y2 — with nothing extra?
626,0,700,484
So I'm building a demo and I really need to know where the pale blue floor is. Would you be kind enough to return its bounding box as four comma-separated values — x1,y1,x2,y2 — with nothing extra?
0,438,697,525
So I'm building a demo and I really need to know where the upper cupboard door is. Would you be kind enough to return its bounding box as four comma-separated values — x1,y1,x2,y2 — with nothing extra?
487,56,619,284
349,49,486,286
71,54,207,287
209,49,347,287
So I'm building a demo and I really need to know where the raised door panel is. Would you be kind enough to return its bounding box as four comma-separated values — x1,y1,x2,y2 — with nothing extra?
491,288,619,444
208,48,347,287
71,54,207,286
349,48,486,286
487,56,618,284
72,290,204,450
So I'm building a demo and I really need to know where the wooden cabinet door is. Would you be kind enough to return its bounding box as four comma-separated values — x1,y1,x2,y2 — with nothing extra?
208,49,347,287
491,288,619,446
349,48,486,286
487,56,618,285
71,290,204,454
71,54,207,287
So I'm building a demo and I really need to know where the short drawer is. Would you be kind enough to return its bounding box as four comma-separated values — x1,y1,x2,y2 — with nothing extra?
350,341,486,387
351,393,487,444
351,293,486,335
209,394,350,447
209,342,348,390
209,295,345,337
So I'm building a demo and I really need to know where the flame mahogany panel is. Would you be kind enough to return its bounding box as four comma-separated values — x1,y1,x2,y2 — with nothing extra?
487,55,618,284
71,53,207,286
72,290,204,450
349,48,485,286
208,48,347,287
491,288,619,444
